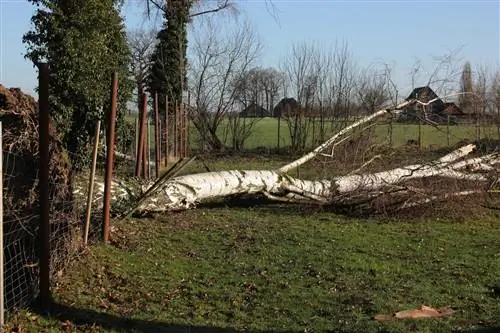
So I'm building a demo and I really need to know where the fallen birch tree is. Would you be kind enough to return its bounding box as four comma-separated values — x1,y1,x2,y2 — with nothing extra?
73,98,500,215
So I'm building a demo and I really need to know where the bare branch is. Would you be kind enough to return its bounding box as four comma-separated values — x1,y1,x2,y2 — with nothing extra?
190,0,235,18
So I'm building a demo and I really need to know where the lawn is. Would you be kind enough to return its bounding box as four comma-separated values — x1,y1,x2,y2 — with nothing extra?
6,154,500,333
125,115,500,153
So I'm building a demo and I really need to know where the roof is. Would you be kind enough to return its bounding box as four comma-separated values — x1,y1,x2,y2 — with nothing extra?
443,102,464,116
273,97,299,116
240,103,270,117
405,86,440,102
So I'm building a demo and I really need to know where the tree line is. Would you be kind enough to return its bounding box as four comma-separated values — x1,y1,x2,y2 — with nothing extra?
23,1,500,161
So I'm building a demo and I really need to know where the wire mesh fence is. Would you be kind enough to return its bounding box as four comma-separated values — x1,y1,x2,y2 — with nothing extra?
2,149,77,313
0,80,78,321
0,73,175,322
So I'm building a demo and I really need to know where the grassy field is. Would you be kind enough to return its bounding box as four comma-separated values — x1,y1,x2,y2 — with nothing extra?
127,115,500,152
6,154,500,333
7,208,500,333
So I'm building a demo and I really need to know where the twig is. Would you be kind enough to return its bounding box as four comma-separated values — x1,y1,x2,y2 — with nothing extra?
279,100,412,173
348,155,382,175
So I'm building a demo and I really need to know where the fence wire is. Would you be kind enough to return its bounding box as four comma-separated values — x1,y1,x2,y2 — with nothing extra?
3,149,77,313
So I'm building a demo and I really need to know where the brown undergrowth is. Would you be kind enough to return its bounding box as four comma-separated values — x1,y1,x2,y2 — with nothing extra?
0,84,77,310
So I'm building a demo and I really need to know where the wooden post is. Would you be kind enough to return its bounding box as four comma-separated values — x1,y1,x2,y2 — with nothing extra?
153,92,161,177
142,129,148,179
84,120,101,244
180,102,185,158
186,114,190,157
418,104,423,149
159,122,162,168
418,118,423,149
154,92,160,177
38,62,51,307
134,118,139,161
146,115,151,179
173,101,178,160
103,72,119,243
184,103,189,157
447,115,451,146
135,92,147,177
164,96,169,166
388,117,394,147
178,100,181,158
277,113,281,153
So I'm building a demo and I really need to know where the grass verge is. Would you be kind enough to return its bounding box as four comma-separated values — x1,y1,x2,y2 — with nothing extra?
6,205,500,333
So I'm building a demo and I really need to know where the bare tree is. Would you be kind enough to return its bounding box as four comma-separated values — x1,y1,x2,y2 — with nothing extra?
330,40,358,120
145,0,278,19
309,46,334,145
233,68,265,108
128,28,157,108
489,70,500,138
147,0,236,18
258,67,285,114
382,63,400,147
472,65,490,140
188,19,262,151
279,41,358,152
280,42,317,152
423,47,464,97
356,65,392,115
229,68,265,151
225,67,285,150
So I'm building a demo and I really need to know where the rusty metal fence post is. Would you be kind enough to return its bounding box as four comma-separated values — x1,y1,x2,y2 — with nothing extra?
102,72,119,243
173,100,178,160
143,93,149,179
38,62,51,307
164,96,169,167
135,92,147,177
154,92,160,177
147,116,151,178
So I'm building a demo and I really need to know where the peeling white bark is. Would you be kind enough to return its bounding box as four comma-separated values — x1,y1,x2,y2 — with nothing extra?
131,145,496,212
73,144,498,214
73,102,499,215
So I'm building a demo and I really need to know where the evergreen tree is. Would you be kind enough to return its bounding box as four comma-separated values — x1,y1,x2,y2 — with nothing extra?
148,0,190,109
459,61,474,112
23,0,133,170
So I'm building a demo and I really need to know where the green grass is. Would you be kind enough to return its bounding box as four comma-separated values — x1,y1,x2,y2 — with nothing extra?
125,115,500,153
7,151,500,332
375,123,500,148
7,207,499,333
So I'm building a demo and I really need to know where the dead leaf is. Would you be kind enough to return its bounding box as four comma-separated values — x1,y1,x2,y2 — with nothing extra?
374,314,394,321
61,320,74,332
375,305,455,321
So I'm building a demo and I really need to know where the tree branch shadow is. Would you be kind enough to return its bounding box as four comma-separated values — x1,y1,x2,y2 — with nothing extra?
38,302,295,333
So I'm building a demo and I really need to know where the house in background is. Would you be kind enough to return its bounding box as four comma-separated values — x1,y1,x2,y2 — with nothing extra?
239,103,271,118
399,86,464,123
405,86,444,114
273,97,300,118
443,102,464,116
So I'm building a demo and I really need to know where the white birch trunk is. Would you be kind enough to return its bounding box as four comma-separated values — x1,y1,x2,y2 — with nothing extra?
73,143,498,213
75,100,499,214
135,144,495,212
